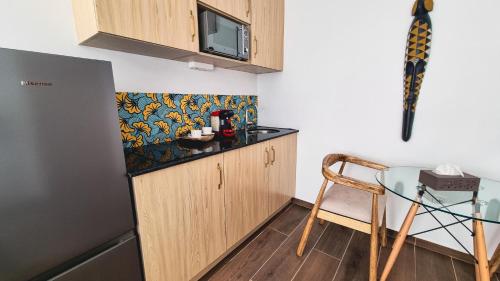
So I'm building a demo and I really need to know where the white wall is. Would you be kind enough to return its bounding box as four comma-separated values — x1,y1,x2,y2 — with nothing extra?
258,0,500,256
0,0,257,94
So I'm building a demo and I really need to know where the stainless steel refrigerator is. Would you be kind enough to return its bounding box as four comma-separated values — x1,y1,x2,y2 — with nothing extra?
0,48,143,281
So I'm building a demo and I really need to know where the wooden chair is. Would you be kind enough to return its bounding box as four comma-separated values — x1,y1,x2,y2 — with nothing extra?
296,154,388,281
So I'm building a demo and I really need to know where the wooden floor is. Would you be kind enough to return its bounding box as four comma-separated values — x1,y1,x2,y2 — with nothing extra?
201,204,500,281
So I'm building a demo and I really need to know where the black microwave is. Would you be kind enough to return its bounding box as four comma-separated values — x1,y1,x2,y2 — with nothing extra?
199,10,250,61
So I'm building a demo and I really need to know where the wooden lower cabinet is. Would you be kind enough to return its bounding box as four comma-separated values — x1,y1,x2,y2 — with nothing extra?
268,133,298,214
223,141,270,248
132,154,226,281
132,134,297,280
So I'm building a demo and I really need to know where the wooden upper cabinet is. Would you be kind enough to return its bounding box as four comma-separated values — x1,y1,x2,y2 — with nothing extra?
250,0,285,70
199,0,251,23
223,141,270,248
155,0,199,52
72,0,199,52
94,0,161,44
72,0,285,73
132,154,226,281
268,134,297,214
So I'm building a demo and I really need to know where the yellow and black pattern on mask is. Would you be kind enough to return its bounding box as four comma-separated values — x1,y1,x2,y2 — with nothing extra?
402,0,433,141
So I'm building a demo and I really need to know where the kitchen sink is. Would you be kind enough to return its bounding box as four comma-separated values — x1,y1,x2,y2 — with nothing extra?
247,128,280,134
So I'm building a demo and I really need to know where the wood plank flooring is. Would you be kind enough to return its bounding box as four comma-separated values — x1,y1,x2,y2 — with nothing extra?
202,204,481,281
378,237,415,281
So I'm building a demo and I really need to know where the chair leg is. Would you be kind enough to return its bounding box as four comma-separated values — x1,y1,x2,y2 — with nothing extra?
297,178,329,257
369,194,379,281
380,208,387,247
297,210,316,257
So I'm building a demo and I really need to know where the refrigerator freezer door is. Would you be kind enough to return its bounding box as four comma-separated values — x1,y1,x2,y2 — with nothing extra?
0,48,135,281
50,235,142,281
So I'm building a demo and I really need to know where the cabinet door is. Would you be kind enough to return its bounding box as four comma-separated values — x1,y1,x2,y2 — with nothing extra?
268,134,298,214
95,0,199,52
199,0,251,23
250,0,285,70
132,154,226,281
156,0,199,52
224,141,270,247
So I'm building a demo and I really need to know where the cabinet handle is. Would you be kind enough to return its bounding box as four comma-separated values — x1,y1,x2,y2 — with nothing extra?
265,148,270,167
217,163,223,189
271,146,276,165
190,10,196,42
246,0,251,17
254,37,258,57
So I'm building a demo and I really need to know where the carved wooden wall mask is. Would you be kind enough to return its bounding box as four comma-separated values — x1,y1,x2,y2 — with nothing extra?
402,0,434,141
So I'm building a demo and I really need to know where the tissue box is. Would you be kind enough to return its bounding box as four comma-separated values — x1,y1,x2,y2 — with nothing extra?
418,170,480,191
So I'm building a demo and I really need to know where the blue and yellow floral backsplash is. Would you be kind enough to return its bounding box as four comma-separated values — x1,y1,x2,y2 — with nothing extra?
116,92,258,148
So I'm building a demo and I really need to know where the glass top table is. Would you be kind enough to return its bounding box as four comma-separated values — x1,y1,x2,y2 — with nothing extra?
376,167,500,281
376,166,500,224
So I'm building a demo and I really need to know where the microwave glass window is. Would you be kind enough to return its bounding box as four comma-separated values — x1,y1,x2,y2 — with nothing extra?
209,16,238,56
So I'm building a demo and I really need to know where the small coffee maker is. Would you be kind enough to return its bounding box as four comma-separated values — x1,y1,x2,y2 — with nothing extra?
211,110,235,137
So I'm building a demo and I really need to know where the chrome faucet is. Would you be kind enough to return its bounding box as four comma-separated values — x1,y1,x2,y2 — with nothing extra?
245,108,256,131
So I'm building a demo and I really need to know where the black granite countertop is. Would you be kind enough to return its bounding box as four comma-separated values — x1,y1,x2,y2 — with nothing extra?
124,126,299,177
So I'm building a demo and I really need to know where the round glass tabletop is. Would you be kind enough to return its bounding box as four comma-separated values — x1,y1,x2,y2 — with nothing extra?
375,167,500,224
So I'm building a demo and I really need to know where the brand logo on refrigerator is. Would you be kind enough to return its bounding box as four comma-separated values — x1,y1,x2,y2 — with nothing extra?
20,80,53,87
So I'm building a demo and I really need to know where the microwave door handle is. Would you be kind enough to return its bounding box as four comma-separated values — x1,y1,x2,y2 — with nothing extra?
236,26,241,56
241,26,246,55
237,26,246,56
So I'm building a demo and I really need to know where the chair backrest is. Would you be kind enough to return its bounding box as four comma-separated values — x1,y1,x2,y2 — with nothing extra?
322,154,388,195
